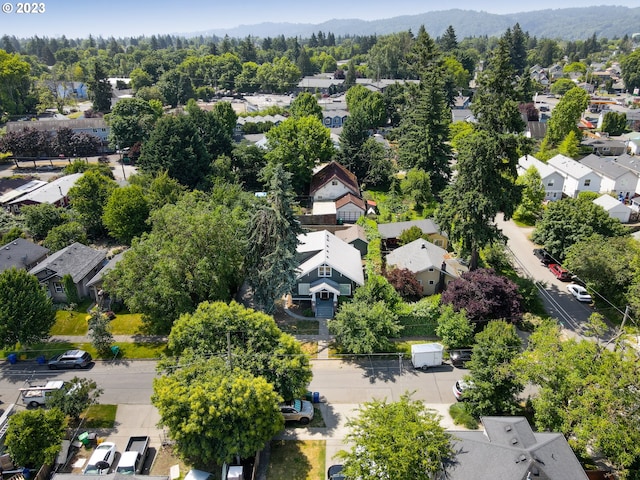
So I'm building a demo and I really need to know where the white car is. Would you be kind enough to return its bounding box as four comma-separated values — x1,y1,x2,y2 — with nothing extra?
83,442,117,475
567,284,592,303
453,379,472,401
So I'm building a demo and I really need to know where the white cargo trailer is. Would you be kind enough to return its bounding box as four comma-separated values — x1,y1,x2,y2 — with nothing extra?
410,343,444,370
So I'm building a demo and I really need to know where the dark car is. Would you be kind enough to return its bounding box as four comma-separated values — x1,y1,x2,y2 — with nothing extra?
533,248,554,265
449,349,473,368
48,349,92,370
549,263,572,281
328,464,345,480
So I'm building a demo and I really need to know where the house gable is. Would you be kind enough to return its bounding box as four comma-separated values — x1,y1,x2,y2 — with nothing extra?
309,161,360,201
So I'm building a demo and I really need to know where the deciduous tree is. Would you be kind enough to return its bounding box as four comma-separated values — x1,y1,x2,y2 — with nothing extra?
102,185,150,244
532,197,628,261
339,393,453,480
167,301,311,400
464,320,523,417
105,97,160,149
21,203,65,240
435,305,474,349
290,92,322,121
153,358,283,466
441,268,523,324
68,170,118,237
5,409,66,468
47,377,103,422
513,166,545,224
0,268,55,348
545,86,589,146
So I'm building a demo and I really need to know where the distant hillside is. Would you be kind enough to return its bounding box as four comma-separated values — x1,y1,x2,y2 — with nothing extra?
185,6,640,41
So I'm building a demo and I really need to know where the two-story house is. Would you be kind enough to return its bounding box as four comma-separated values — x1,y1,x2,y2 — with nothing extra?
517,155,564,202
580,153,638,199
547,154,602,198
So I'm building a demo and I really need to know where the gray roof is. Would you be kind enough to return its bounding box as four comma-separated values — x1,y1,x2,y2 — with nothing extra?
445,416,588,480
377,219,444,240
5,118,107,133
385,238,462,278
580,153,635,179
335,224,368,245
8,173,82,206
86,251,126,288
0,179,47,204
297,77,344,89
0,238,50,273
29,242,106,283
613,153,640,174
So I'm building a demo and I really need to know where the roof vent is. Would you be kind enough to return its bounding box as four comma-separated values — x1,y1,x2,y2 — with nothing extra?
505,425,512,432
511,438,519,445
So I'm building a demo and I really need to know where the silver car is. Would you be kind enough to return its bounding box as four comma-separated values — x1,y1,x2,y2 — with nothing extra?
279,399,314,425
48,349,92,369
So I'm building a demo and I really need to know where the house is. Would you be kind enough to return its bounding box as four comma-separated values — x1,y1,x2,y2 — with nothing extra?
0,179,47,206
593,194,631,223
335,224,369,257
5,118,110,145
0,238,50,273
293,230,364,318
7,173,83,213
580,154,638,198
525,121,547,139
322,110,349,129
547,154,602,198
335,193,366,223
453,95,470,109
296,76,345,94
581,137,627,156
612,153,640,194
310,161,360,202
442,416,588,480
377,219,448,250
385,239,466,296
86,251,126,309
517,155,564,202
29,242,106,303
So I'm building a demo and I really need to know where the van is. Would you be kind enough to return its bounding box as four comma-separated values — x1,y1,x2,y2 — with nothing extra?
19,380,65,407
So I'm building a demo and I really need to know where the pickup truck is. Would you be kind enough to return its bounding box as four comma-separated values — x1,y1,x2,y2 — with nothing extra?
116,436,149,474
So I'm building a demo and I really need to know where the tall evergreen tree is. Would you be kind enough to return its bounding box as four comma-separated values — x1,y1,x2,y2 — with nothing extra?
509,23,528,75
439,25,458,52
436,131,521,270
397,68,452,195
245,164,301,313
86,60,112,112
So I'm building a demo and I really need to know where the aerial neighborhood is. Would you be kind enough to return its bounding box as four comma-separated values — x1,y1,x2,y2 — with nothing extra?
2,5,640,480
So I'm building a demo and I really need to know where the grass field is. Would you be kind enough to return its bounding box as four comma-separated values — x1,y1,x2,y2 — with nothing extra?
267,440,325,480
82,404,118,428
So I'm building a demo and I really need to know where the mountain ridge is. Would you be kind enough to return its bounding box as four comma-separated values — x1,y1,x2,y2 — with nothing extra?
180,6,640,41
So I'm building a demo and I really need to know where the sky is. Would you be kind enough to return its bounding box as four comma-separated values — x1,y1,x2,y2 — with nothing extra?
0,0,637,38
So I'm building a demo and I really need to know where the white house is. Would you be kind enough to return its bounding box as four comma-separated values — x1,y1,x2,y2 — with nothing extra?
309,161,360,202
613,153,640,195
517,155,564,201
593,194,631,223
580,154,638,199
547,154,602,198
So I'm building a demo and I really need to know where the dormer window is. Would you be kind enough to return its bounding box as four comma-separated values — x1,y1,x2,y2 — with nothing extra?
318,264,332,277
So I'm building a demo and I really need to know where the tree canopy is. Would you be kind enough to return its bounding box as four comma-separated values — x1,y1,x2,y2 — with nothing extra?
0,268,55,348
102,185,150,244
5,408,66,468
153,357,284,466
339,393,453,480
68,170,118,237
104,187,251,333
531,197,628,261
167,301,311,401
441,268,523,324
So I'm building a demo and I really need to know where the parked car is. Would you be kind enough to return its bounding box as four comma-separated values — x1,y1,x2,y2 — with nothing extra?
279,399,314,425
549,263,572,281
567,284,592,303
453,379,472,401
327,464,345,480
449,349,473,368
533,248,554,265
83,442,117,475
48,349,92,370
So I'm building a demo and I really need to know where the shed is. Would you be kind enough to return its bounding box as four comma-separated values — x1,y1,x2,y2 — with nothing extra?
593,194,631,223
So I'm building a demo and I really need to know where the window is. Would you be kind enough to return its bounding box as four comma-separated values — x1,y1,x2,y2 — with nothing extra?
53,282,64,293
331,180,338,186
428,267,434,272
318,265,332,277
584,179,591,186
429,280,435,285
547,180,554,186
433,239,443,247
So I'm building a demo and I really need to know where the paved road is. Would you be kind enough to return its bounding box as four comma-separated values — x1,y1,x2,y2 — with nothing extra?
495,216,598,338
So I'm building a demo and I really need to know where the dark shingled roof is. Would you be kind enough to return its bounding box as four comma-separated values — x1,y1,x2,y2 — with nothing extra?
29,242,105,283
0,238,49,273
309,161,359,197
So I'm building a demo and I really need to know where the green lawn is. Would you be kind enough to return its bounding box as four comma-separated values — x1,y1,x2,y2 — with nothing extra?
83,404,117,428
267,440,325,480
109,312,144,334
51,300,93,335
